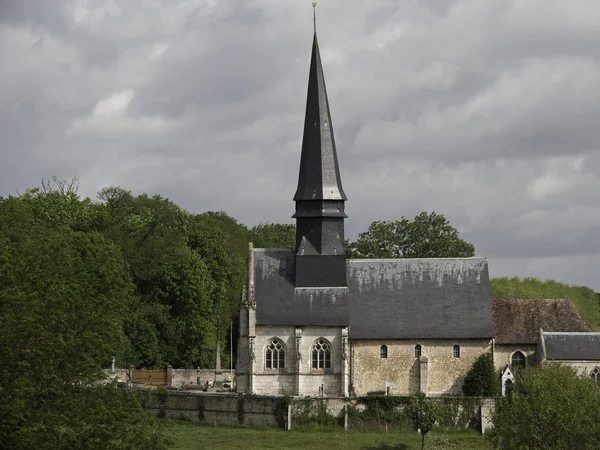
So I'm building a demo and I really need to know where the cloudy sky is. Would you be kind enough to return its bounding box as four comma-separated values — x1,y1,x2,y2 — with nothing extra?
2,0,600,290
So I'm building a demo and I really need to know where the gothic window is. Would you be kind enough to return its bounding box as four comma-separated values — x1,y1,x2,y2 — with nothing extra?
511,351,526,368
453,344,460,358
311,338,331,369
265,339,285,369
380,345,388,359
591,367,600,386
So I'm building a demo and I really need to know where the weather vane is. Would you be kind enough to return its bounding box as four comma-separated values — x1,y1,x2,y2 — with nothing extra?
312,2,317,34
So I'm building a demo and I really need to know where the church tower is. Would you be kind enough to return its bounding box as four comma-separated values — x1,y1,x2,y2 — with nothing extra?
293,28,347,288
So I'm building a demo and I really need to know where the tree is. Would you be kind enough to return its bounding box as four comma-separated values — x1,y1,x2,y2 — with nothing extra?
405,393,437,450
0,197,167,449
487,363,600,450
249,223,296,249
347,212,475,259
463,352,500,397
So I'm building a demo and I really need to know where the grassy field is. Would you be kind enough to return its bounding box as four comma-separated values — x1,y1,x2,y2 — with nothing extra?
166,421,492,450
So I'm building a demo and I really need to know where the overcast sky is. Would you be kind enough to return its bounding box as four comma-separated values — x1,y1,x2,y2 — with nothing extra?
2,0,600,290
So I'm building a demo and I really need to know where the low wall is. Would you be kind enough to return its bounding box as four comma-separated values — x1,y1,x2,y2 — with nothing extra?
103,368,235,388
172,369,235,388
145,393,286,427
143,393,496,433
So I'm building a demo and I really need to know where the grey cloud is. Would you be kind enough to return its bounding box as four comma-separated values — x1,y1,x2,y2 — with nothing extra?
2,0,600,290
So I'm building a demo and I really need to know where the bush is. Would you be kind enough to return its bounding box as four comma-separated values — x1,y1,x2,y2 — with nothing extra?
463,352,500,397
487,363,600,449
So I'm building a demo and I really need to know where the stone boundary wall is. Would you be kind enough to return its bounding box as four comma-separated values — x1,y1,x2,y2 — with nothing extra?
144,393,286,428
102,368,235,388
143,393,496,433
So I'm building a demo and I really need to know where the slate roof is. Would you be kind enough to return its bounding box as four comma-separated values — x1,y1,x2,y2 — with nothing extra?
542,332,600,361
253,249,349,326
253,250,495,339
492,298,592,344
293,32,346,202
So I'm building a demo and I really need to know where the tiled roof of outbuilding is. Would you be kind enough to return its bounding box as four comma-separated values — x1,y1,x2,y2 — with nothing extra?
492,298,592,344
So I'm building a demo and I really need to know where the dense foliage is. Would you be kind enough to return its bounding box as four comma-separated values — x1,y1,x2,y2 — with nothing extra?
0,194,167,449
490,277,600,330
488,363,600,450
462,352,501,397
346,212,475,259
248,223,296,249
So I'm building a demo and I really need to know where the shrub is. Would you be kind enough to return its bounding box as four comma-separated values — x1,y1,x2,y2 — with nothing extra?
487,363,600,449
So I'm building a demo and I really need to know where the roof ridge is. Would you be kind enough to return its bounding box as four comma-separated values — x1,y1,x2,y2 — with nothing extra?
543,331,600,335
348,257,487,262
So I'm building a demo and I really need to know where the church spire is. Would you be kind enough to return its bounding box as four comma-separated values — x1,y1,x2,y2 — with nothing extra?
293,6,346,202
293,14,347,288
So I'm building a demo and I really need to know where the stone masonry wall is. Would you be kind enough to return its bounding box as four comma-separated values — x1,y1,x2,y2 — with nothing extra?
554,360,600,377
145,393,284,427
252,325,343,396
352,339,492,396
103,369,235,388
171,369,235,388
493,344,536,371
144,393,494,432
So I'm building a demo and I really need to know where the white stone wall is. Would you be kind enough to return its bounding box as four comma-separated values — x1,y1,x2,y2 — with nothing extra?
351,339,492,396
250,325,344,396
551,360,600,377
493,344,536,371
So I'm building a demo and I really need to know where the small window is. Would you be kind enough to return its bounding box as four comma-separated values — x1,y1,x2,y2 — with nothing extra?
414,344,422,358
591,367,600,386
511,351,526,368
265,339,285,369
311,339,331,369
380,345,388,359
452,344,460,358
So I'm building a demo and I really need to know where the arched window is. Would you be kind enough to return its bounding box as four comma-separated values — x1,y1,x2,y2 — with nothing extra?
511,351,526,368
452,344,460,358
591,367,600,386
265,339,285,369
415,344,422,358
380,345,388,359
311,338,331,369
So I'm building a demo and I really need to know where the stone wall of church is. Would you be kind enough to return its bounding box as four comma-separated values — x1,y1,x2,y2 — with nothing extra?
493,344,536,371
549,360,600,377
251,325,344,396
351,339,491,396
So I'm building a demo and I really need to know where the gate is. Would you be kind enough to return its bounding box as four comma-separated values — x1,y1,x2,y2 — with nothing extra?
132,369,167,386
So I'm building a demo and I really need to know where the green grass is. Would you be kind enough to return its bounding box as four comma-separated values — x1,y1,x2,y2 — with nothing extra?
166,420,492,450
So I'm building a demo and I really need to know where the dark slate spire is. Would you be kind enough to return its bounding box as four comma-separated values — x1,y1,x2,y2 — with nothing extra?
293,33,347,203
293,24,347,288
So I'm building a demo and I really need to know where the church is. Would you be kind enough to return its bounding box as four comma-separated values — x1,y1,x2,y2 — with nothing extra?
236,28,495,397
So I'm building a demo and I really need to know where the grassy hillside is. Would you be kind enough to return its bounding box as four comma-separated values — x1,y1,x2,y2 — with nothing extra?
490,277,600,330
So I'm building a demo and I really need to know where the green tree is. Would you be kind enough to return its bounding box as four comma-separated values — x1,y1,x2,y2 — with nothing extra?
462,352,500,397
0,197,166,449
249,223,296,249
186,212,248,369
405,393,437,450
347,212,475,259
490,277,600,330
488,363,600,450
